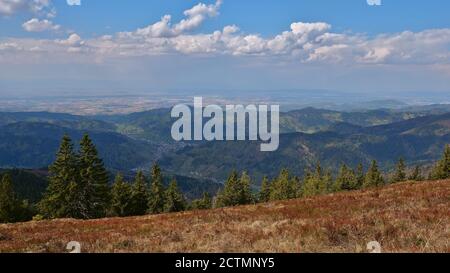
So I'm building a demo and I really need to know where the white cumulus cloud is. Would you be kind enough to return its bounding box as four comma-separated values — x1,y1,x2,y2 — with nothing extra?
22,18,60,32
0,0,53,16
128,0,222,38
1,0,449,69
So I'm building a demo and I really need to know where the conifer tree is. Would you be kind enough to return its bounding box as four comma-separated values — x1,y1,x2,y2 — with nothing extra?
216,171,238,207
164,179,186,213
334,164,357,191
409,165,423,181
445,145,450,178
39,134,78,219
238,171,254,205
363,160,385,188
130,170,149,216
319,170,332,194
65,180,86,219
110,173,132,217
302,162,329,197
291,176,302,198
0,174,19,223
258,176,271,203
148,164,166,214
78,134,111,219
355,163,365,189
302,168,318,197
269,169,294,201
191,192,212,210
430,145,450,180
392,157,407,183
217,171,253,207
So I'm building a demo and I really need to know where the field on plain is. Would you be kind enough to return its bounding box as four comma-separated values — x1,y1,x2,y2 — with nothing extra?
0,180,449,253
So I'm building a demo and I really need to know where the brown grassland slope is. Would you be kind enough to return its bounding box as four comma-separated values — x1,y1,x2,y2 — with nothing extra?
0,180,449,253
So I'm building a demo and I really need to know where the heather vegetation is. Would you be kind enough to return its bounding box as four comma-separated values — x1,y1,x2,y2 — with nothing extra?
1,134,449,224
1,180,448,253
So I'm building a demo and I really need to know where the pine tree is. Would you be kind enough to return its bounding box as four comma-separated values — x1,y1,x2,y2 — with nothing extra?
363,160,385,188
164,179,186,213
392,157,407,183
0,174,19,223
130,170,149,216
110,173,132,217
148,164,166,214
334,164,357,191
258,176,271,203
39,135,78,219
409,165,423,181
78,134,110,219
190,192,212,210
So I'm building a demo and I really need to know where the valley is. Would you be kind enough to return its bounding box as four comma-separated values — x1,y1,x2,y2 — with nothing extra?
1,105,449,183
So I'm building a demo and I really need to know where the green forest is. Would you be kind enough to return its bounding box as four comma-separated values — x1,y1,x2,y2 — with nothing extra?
1,134,449,224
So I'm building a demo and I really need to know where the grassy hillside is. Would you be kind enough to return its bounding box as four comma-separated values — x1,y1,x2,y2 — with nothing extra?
0,180,448,253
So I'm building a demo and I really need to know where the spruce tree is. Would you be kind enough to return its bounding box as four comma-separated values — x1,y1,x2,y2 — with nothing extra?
130,170,149,216
302,168,318,197
334,164,357,191
430,145,450,180
0,174,19,223
355,163,365,189
392,157,407,183
409,165,424,181
148,164,166,214
319,170,332,194
291,176,302,198
258,176,271,203
363,160,385,188
191,192,212,210
238,171,254,204
201,192,212,209
110,173,132,217
216,171,237,207
302,162,329,197
269,169,293,201
445,145,450,178
216,170,254,206
164,179,186,213
39,134,78,219
78,134,110,219
65,180,86,219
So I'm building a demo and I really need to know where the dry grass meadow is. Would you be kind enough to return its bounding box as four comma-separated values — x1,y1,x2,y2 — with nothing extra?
0,180,449,253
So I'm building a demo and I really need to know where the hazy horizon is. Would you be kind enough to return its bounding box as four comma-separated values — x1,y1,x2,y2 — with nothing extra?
1,0,450,98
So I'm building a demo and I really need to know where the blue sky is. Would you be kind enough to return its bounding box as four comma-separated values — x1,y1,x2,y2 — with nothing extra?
2,0,450,38
0,0,449,97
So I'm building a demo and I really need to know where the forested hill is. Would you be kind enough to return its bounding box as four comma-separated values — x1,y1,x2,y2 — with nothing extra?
0,107,449,181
